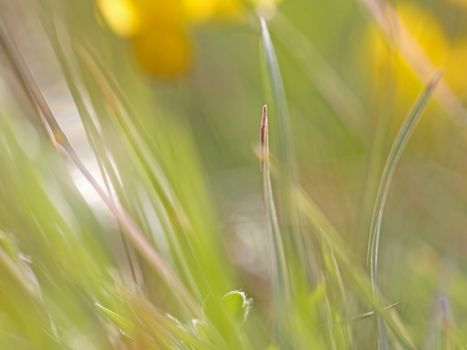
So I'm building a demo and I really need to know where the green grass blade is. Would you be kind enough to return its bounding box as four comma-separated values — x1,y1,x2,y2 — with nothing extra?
260,17,319,345
259,16,295,175
295,190,416,349
259,16,314,292
271,13,366,138
367,73,441,287
260,105,290,303
367,73,441,349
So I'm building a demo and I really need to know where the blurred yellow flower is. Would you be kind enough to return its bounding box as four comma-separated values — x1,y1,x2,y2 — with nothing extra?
96,0,141,37
367,3,467,105
131,24,192,78
183,0,243,22
97,0,280,78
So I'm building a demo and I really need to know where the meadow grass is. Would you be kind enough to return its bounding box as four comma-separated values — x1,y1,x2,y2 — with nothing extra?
0,0,466,349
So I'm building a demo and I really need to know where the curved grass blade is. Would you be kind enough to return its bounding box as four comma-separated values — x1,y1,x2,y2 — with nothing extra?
295,190,416,349
260,105,289,300
367,72,441,349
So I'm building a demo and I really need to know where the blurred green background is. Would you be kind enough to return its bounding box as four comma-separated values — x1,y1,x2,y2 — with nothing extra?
1,0,467,348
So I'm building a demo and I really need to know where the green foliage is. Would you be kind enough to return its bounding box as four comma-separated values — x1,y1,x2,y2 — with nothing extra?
0,0,467,349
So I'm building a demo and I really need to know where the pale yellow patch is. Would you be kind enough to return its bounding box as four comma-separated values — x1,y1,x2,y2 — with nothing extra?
96,0,141,37
182,0,282,22
265,345,280,350
183,0,217,22
446,43,467,99
254,0,279,16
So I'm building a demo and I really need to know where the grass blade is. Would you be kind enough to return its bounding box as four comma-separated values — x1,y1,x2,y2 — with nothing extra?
260,17,319,345
259,17,294,172
260,105,289,301
367,72,441,349
259,15,314,290
0,23,199,315
295,190,416,349
271,13,366,138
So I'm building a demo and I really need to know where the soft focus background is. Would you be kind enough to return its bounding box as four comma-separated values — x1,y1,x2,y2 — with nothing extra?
1,0,467,349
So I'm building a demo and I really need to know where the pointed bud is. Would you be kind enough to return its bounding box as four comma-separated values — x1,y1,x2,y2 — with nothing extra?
260,105,268,172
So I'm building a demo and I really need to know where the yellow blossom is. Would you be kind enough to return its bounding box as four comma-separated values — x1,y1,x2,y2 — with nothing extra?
131,24,192,78
183,0,243,22
366,3,467,105
96,0,141,37
96,0,280,78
